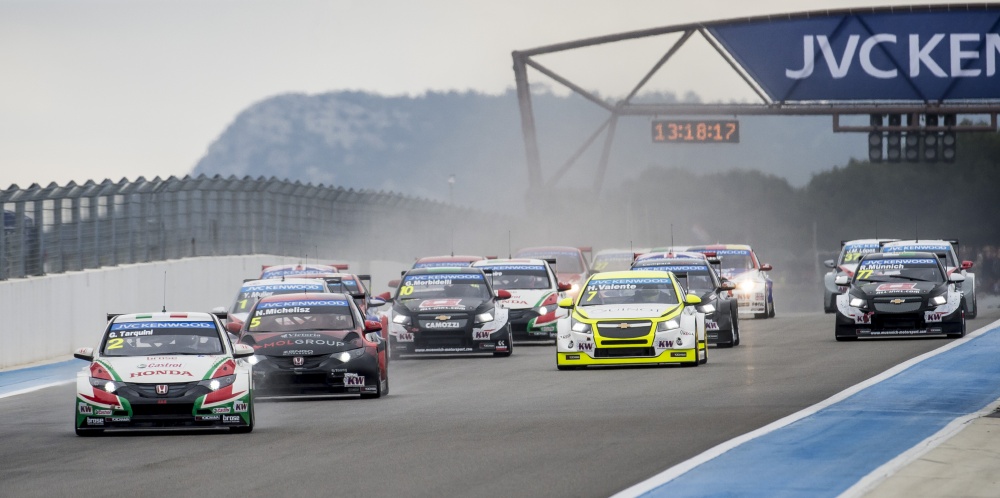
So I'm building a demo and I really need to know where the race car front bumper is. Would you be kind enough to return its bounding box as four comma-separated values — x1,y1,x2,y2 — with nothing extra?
835,304,964,338
506,308,558,340
557,348,700,367
76,384,252,430
250,352,380,396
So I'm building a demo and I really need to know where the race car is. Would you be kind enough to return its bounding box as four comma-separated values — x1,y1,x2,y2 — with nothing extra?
472,258,571,342
881,239,978,318
292,272,386,321
73,312,255,435
383,267,513,357
385,255,491,289
237,293,388,398
835,252,966,340
634,251,709,263
259,263,349,279
218,278,329,331
555,270,707,369
631,255,740,347
590,248,648,273
514,246,592,298
687,244,774,318
823,239,898,313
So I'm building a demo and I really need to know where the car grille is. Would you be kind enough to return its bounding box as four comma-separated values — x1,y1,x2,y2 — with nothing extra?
600,339,648,345
128,382,199,399
594,347,655,358
595,321,652,338
874,313,923,330
873,297,923,313
131,403,195,417
506,309,536,322
269,355,326,369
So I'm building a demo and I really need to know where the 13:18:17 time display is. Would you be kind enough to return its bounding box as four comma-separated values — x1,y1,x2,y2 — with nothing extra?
652,120,740,143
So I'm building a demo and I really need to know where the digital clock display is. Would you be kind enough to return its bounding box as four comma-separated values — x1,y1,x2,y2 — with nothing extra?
652,120,740,143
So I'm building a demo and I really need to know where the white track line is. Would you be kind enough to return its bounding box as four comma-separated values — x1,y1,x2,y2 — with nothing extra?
613,317,1000,498
0,379,75,400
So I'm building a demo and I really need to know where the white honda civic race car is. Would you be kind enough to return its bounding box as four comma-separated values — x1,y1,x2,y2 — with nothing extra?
73,311,255,435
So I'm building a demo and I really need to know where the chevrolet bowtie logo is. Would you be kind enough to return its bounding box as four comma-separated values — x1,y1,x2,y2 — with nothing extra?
619,323,629,329
435,315,451,320
889,299,905,304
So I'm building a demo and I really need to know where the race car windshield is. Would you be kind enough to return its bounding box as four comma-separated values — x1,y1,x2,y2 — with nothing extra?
485,265,551,290
228,282,327,314
102,322,223,356
855,258,944,283
246,299,356,332
398,274,491,300
517,252,584,273
839,244,880,264
636,265,716,293
884,246,956,267
715,253,755,272
591,255,633,272
579,278,678,306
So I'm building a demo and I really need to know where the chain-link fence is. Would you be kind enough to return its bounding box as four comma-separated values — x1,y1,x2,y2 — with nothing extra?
0,175,503,280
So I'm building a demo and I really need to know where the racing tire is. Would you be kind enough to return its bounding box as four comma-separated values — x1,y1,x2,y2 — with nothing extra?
732,312,741,346
493,327,513,357
230,394,255,433
767,290,775,318
947,308,967,339
361,371,388,399
967,293,978,319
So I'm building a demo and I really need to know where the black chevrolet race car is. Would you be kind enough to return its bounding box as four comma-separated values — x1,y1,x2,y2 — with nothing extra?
631,255,740,347
834,252,966,341
382,267,514,357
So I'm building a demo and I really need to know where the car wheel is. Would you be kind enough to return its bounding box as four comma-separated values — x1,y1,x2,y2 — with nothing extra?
967,293,978,319
948,308,967,339
361,372,385,399
493,326,513,357
732,311,741,346
230,397,255,433
767,289,775,318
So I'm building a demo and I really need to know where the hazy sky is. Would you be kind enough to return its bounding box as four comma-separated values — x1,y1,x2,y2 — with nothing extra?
0,0,969,189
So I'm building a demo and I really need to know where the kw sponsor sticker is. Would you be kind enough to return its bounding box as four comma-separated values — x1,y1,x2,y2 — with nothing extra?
396,332,414,342
344,374,365,386
577,341,594,352
78,403,93,414
657,340,674,348
925,311,944,323
473,330,492,340
233,401,248,413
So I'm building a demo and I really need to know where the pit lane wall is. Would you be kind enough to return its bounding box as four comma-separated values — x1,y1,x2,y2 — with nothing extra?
0,255,408,370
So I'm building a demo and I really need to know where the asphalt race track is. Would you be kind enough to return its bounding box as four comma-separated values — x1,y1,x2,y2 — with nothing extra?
2,309,998,497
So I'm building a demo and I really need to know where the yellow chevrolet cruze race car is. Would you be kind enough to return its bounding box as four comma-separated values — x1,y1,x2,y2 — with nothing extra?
555,270,707,369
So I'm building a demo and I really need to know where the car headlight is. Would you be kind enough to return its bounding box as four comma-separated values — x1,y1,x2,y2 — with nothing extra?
197,374,237,392
698,304,716,314
536,306,549,315
247,354,265,366
89,377,123,393
849,297,866,308
570,317,592,334
930,294,947,306
392,313,411,325
656,320,680,332
738,280,757,292
475,310,495,324
570,283,580,293
331,348,366,363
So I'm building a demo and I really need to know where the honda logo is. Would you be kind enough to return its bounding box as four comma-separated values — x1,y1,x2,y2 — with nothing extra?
292,357,304,366
156,384,168,395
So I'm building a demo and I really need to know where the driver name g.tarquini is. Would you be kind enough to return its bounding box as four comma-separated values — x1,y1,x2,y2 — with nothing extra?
384,268,513,357
835,252,966,341
555,271,708,369
73,312,255,435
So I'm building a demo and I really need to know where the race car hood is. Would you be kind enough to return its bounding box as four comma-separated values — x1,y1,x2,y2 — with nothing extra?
854,281,942,297
99,355,226,383
577,303,679,319
398,297,488,313
497,289,553,310
242,331,362,356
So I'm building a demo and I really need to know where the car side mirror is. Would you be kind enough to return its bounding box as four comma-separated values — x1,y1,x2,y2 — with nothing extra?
759,264,773,271
684,294,702,305
719,281,736,291
368,297,387,307
558,297,574,309
949,273,966,283
232,344,255,359
557,282,572,292
73,347,94,362
834,275,850,286
961,260,974,270
495,289,512,300
226,321,243,334
824,259,835,269
387,279,400,289
377,291,392,301
364,320,383,333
